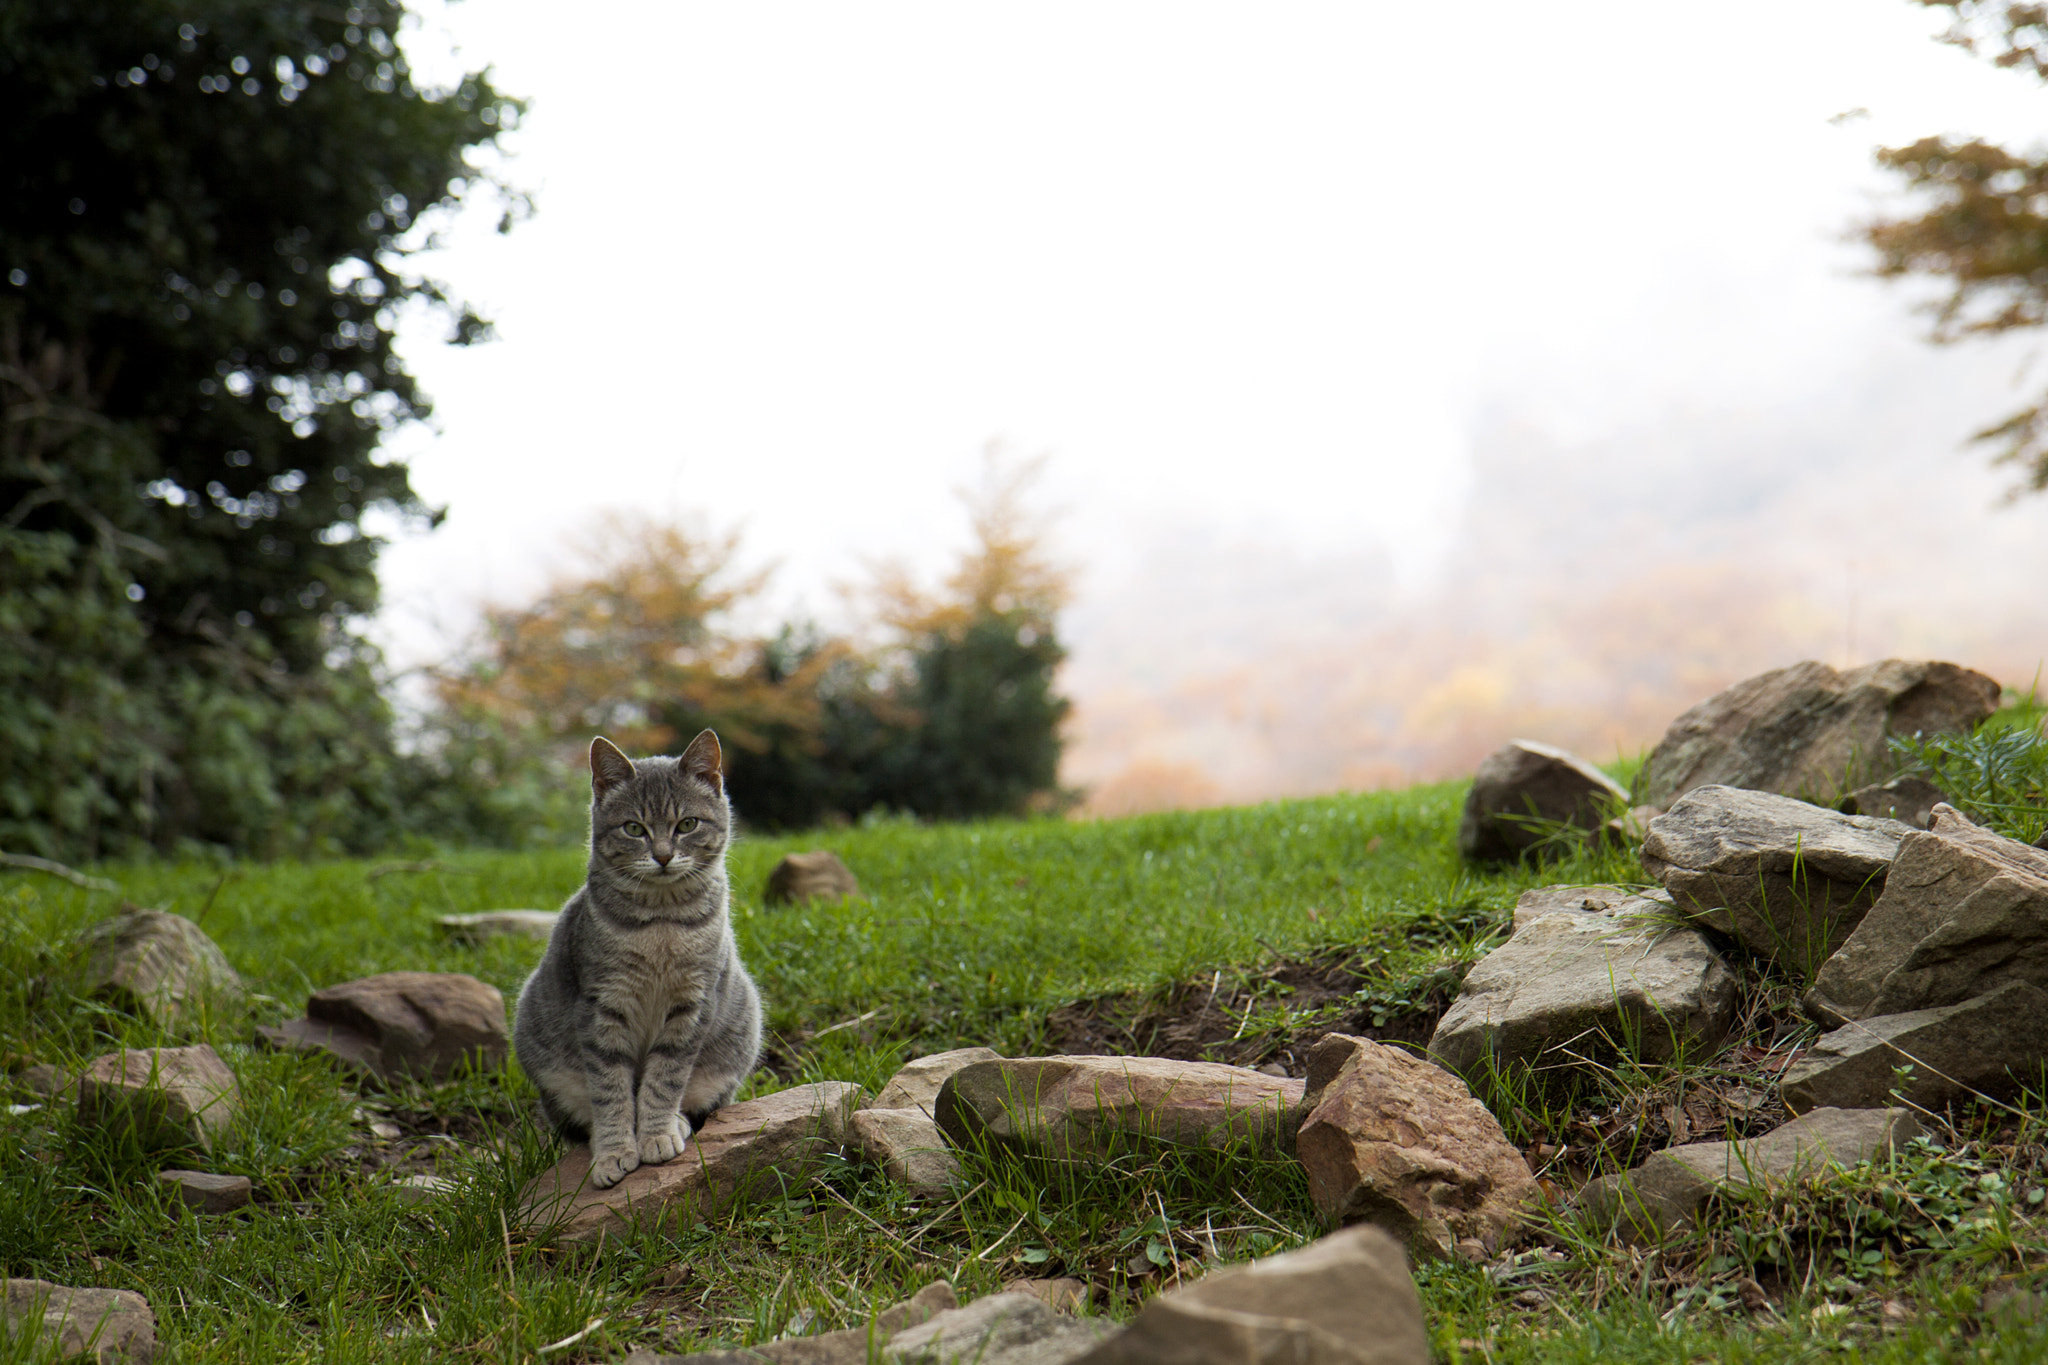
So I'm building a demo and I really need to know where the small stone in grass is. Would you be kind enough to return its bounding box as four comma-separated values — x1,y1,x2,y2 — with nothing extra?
157,1169,252,1214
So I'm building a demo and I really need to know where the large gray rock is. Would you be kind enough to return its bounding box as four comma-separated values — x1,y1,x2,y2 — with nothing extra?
1783,980,2048,1112
256,971,508,1085
1631,659,2000,810
2,1279,156,1363
1293,1034,1536,1260
75,1045,240,1152
1457,740,1629,863
1641,786,1912,967
765,851,862,905
1579,1107,1921,1243
889,1293,1112,1365
935,1057,1304,1161
1428,886,1736,1075
1071,1224,1428,1365
76,909,243,1029
521,1082,863,1245
1808,805,2048,1022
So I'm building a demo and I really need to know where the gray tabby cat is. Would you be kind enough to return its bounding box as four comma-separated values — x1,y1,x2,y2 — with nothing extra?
515,729,763,1189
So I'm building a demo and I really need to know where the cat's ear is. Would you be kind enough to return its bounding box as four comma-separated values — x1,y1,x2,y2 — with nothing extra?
590,737,635,800
680,728,724,795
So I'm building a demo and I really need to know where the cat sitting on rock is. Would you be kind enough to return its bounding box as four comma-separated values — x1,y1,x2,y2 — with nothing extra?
515,730,763,1188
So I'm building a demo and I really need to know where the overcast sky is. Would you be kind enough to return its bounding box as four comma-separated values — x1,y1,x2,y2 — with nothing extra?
378,2,2048,806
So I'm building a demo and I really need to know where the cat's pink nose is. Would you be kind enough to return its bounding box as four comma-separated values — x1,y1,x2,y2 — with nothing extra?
653,851,672,868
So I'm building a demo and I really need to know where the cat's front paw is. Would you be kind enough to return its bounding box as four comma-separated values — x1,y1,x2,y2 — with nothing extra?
589,1147,641,1189
639,1116,692,1166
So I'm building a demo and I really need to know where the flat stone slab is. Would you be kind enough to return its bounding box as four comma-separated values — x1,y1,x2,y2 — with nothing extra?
521,1082,863,1245
76,1046,239,1152
3,1278,157,1363
935,1056,1304,1161
436,910,559,942
76,909,242,1029
1294,1034,1536,1260
1809,805,2048,1023
871,1047,1002,1113
1428,885,1735,1074
851,1107,962,1196
1641,785,1911,966
257,971,507,1084
1072,1224,1429,1365
1783,980,2048,1113
157,1169,252,1214
1458,739,1628,863
1579,1106,1921,1242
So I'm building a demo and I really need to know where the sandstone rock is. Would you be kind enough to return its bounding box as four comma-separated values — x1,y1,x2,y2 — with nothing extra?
1782,981,2048,1113
521,1081,863,1245
256,971,508,1085
1641,785,1912,966
765,851,862,905
76,909,242,1029
1072,1224,1428,1365
935,1057,1304,1161
19,1063,72,1098
621,1282,959,1365
1293,1034,1536,1259
157,1169,252,1214
435,910,559,943
888,1292,1111,1365
871,1047,1003,1113
1631,659,2000,810
76,1046,239,1152
1457,740,1629,863
2,1280,156,1363
851,1107,962,1196
1004,1278,1090,1314
1808,806,2048,1022
1429,886,1736,1075
1579,1106,1921,1242
1839,776,1949,830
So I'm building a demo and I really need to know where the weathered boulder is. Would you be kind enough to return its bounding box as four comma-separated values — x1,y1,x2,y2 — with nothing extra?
1839,776,1949,830
1428,886,1736,1075
934,1057,1303,1161
2,1279,156,1364
1579,1106,1921,1242
76,1046,240,1152
888,1292,1111,1365
1457,740,1629,863
621,1282,960,1365
1808,805,2048,1023
1783,980,2048,1112
1640,786,1912,966
256,971,508,1084
76,909,242,1029
1631,658,2000,810
1293,1034,1536,1259
435,910,559,943
872,1047,1002,1113
765,850,862,905
1071,1224,1428,1365
851,1107,962,1196
521,1082,863,1245
156,1169,252,1214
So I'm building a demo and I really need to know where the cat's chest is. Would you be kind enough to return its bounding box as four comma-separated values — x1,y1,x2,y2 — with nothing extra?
602,926,716,1038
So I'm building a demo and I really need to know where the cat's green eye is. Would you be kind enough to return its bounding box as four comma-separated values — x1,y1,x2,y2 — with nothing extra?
621,821,648,838
676,817,699,834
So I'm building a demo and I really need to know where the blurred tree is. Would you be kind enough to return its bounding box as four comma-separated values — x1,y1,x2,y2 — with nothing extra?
1870,0,2048,494
0,0,522,857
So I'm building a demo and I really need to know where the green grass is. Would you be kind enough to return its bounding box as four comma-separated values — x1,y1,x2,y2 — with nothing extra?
2,774,2045,1361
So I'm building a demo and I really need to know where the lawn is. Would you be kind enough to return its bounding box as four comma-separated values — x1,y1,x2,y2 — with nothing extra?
3,775,2046,1362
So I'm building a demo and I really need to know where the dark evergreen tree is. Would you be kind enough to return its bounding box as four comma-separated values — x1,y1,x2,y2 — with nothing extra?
0,0,521,858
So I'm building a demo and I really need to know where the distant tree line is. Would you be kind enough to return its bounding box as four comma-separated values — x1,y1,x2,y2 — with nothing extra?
0,0,1072,862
